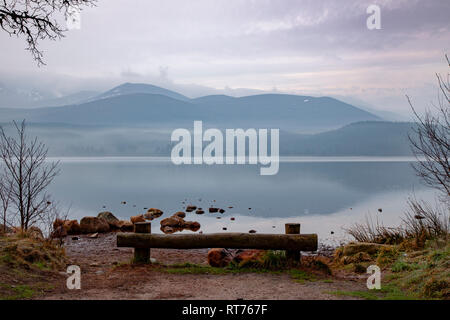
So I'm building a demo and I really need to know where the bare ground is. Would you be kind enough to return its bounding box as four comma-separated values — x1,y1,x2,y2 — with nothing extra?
40,233,367,300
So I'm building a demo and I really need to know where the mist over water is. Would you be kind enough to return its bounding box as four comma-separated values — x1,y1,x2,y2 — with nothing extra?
46,157,434,243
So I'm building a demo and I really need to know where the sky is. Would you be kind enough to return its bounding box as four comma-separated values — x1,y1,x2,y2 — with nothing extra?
0,0,449,116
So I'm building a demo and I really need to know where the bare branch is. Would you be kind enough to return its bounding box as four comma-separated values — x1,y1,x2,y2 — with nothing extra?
408,55,450,201
0,0,96,65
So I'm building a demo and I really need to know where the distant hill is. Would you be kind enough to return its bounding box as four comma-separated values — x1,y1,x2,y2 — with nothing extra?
89,82,190,102
190,94,380,129
281,121,417,156
0,83,380,131
0,121,416,156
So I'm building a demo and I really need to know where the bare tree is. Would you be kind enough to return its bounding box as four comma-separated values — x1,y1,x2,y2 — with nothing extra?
408,54,450,200
0,120,60,231
0,174,13,232
0,0,96,65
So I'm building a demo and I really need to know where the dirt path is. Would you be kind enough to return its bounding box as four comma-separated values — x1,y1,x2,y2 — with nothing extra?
42,233,366,300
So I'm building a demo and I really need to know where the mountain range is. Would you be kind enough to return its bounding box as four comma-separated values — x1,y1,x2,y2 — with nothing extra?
0,82,418,156
0,82,380,131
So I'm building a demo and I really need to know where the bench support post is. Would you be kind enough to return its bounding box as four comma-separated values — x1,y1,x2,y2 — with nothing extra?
285,223,301,262
133,222,151,264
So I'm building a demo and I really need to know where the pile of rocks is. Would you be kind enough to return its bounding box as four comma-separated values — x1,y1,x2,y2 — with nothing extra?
160,212,201,234
52,211,134,237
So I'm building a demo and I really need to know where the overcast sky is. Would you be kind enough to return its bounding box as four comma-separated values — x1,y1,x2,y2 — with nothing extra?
0,0,449,115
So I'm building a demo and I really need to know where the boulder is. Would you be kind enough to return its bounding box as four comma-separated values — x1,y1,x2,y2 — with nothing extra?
161,226,176,234
53,218,64,230
219,209,225,213
53,219,81,235
160,216,185,228
97,212,119,228
80,216,110,234
173,211,186,218
117,220,134,232
342,242,392,256
186,205,197,212
248,230,257,234
144,208,163,220
209,207,219,213
64,220,81,235
207,248,232,267
195,209,205,215
130,215,145,224
185,221,201,232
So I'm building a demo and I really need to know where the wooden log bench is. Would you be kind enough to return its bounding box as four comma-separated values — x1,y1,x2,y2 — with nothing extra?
117,222,318,264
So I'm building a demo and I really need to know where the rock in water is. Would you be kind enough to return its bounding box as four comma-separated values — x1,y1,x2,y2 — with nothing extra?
160,214,201,234
80,217,110,234
185,221,200,232
209,207,219,213
130,215,145,224
186,205,197,212
173,211,186,218
144,208,164,220
207,248,232,267
195,209,205,215
160,216,185,228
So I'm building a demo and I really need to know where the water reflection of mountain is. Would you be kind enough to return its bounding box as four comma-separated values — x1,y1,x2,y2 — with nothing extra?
48,160,427,219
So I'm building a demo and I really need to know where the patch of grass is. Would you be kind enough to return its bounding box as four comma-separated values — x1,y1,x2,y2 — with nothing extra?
391,260,409,272
261,250,289,269
329,284,419,300
422,278,449,299
376,246,399,267
353,263,366,274
33,261,50,271
0,283,35,300
0,234,66,300
162,262,297,276
289,269,317,284
322,279,334,283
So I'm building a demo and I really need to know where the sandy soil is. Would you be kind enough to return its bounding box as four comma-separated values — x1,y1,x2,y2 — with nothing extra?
41,233,367,300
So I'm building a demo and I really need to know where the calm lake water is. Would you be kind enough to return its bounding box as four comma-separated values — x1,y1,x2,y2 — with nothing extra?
47,157,435,244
